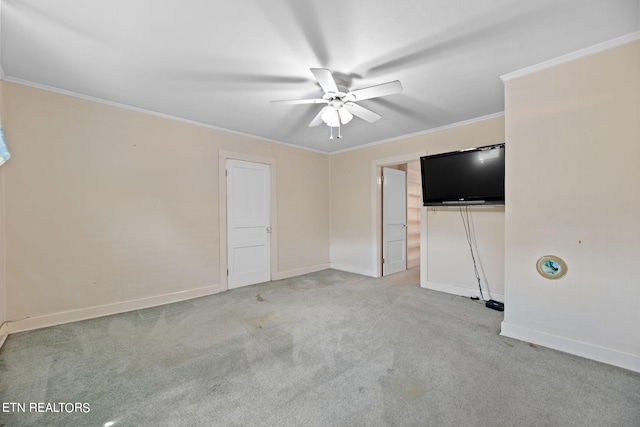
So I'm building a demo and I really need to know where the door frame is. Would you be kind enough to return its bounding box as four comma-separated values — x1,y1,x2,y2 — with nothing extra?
371,152,424,278
219,150,278,291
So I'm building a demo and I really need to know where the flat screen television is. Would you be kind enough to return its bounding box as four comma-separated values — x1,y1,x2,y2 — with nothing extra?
420,144,505,206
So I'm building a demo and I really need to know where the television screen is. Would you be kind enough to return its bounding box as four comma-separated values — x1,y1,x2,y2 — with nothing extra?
420,144,505,206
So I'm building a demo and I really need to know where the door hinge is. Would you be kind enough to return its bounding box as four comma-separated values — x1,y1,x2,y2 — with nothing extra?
382,258,385,264
227,269,229,276
225,170,228,177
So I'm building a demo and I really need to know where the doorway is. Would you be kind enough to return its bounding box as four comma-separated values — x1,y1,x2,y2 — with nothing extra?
374,156,423,278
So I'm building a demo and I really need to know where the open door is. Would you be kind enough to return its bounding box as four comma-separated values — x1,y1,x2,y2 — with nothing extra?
382,167,407,276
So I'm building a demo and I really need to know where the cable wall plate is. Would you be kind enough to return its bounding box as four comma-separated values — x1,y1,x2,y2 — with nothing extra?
536,255,568,279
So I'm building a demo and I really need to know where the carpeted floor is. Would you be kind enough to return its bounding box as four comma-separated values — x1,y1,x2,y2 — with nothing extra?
1,268,639,426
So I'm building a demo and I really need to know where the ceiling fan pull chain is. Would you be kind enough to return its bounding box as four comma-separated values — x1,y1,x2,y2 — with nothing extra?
338,123,342,139
329,126,334,140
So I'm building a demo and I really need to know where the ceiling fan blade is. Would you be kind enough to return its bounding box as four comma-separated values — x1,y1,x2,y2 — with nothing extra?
309,106,328,127
346,80,403,101
346,103,382,123
271,98,327,106
310,68,339,94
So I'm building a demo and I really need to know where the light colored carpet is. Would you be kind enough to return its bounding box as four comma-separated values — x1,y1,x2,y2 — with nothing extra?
1,268,639,426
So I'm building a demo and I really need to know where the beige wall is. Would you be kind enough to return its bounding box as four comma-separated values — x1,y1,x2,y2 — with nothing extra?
330,117,506,297
425,206,505,299
2,82,329,327
502,40,640,371
274,148,330,274
0,80,6,339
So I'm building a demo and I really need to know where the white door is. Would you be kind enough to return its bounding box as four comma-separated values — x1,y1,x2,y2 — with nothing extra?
382,167,407,276
227,160,271,289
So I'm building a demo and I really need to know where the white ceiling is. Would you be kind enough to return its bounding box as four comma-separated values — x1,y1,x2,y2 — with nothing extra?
1,0,638,153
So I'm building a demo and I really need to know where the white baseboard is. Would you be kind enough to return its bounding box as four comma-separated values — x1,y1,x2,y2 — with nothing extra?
7,284,224,334
274,263,330,280
501,321,640,373
0,323,8,349
329,263,376,278
421,280,504,302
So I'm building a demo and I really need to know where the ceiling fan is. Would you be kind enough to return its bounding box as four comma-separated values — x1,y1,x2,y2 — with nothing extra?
271,68,403,139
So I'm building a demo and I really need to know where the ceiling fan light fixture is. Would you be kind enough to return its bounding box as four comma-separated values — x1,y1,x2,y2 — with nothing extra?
321,108,341,127
338,108,353,125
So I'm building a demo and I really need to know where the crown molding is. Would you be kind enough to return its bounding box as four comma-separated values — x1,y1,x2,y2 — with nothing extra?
330,112,505,155
2,76,508,156
1,76,330,155
501,31,640,82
